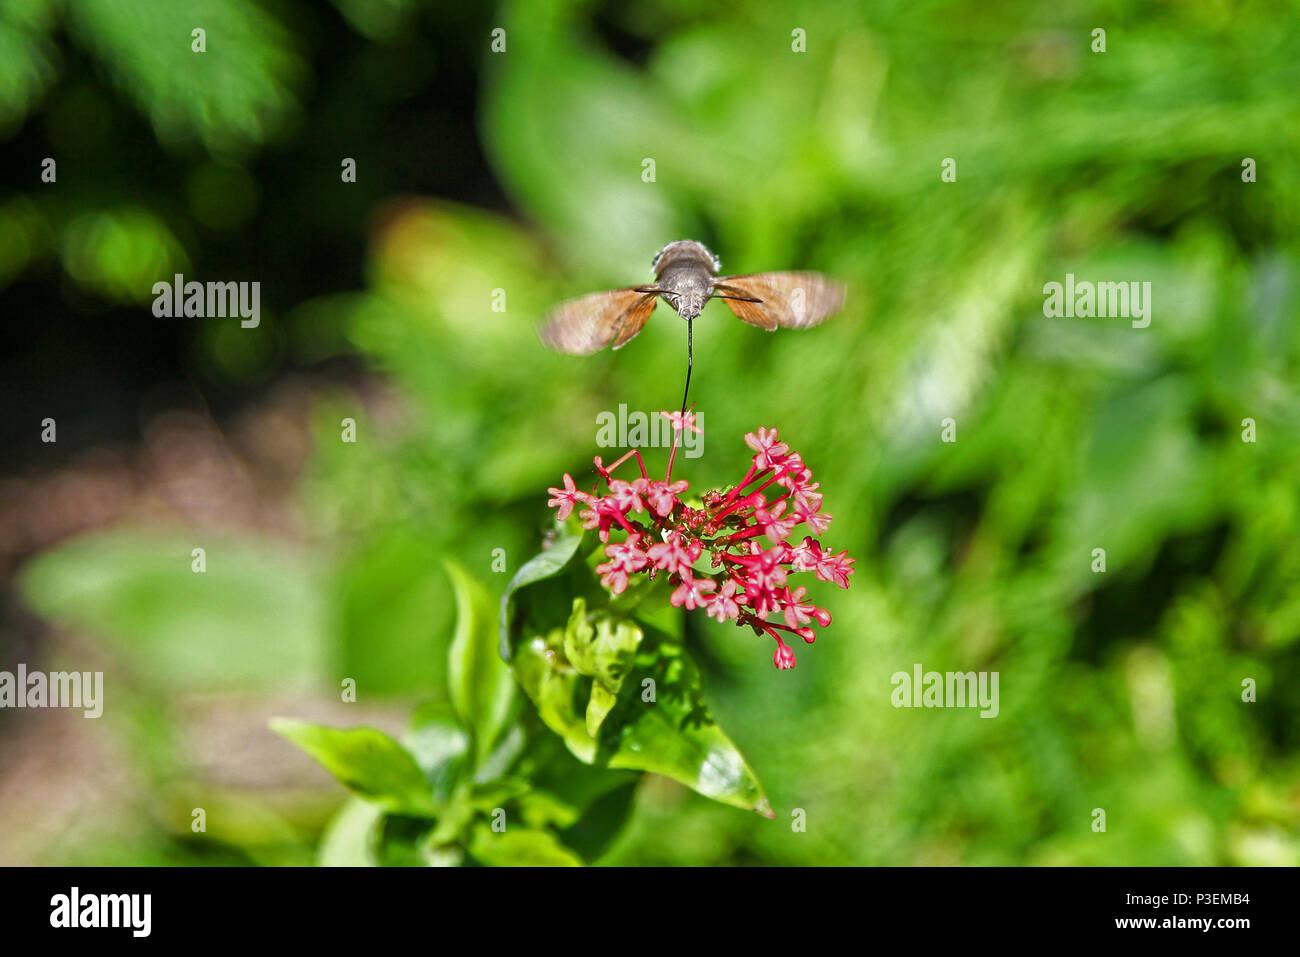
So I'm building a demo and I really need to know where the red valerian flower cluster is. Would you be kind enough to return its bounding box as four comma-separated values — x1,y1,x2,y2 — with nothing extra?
547,412,854,670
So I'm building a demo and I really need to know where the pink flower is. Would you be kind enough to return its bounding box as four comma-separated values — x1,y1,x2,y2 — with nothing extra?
704,579,741,622
544,416,853,671
776,453,808,485
754,499,798,544
787,536,821,573
578,502,620,542
744,427,790,470
671,572,716,610
781,586,818,629
814,548,854,589
731,547,790,591
607,478,647,514
596,565,631,594
660,410,703,434
791,483,823,515
801,510,833,536
644,479,688,518
647,529,701,576
748,586,783,619
546,473,588,520
599,535,649,572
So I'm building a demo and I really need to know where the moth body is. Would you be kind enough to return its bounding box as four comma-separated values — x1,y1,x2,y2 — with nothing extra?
652,240,720,321
538,239,845,356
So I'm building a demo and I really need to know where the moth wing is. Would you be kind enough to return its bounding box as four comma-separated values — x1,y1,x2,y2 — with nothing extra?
611,293,659,349
713,272,846,331
539,289,659,355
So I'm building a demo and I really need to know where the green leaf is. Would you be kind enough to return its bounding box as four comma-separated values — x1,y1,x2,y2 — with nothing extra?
473,724,526,784
270,719,436,817
513,625,596,762
586,683,618,737
422,846,465,867
499,517,587,661
445,561,515,762
564,596,642,693
468,825,583,867
317,798,383,867
528,735,640,813
426,798,477,847
502,528,770,816
602,631,772,817
507,592,771,817
564,595,643,735
0,5,58,134
404,702,470,804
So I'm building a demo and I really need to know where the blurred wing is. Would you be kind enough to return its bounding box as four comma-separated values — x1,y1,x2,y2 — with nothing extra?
539,289,659,355
713,272,846,331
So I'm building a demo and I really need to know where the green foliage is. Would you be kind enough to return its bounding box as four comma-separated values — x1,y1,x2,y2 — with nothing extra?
64,0,305,155
0,0,58,136
501,520,771,817
467,826,583,867
270,721,438,816
445,561,515,763
272,560,641,866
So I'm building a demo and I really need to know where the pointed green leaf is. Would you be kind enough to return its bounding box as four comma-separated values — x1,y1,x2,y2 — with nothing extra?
270,719,436,817
445,561,515,763
586,683,618,737
605,635,772,817
499,517,588,660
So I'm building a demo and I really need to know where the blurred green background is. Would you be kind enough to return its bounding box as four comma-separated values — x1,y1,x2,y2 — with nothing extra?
1,0,1298,865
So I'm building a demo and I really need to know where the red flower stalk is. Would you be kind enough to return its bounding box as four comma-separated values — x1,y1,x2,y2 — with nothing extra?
546,412,854,670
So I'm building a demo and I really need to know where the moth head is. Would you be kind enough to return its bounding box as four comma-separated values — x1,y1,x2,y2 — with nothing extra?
681,291,706,319
662,289,706,319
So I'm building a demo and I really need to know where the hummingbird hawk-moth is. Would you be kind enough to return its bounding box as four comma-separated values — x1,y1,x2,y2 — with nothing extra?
538,239,846,355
